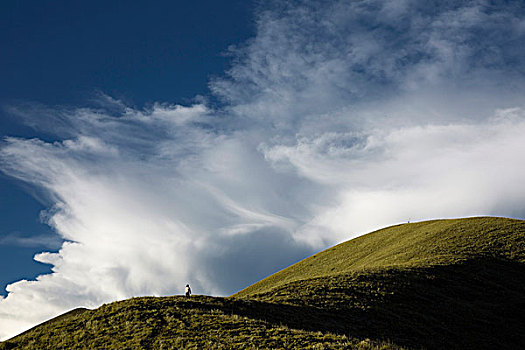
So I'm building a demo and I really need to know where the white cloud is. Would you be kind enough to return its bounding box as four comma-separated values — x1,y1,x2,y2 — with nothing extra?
1,0,525,340
275,110,525,244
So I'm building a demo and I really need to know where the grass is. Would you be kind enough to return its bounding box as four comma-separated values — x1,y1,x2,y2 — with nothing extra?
1,216,524,349
234,217,525,298
0,296,401,350
238,257,525,349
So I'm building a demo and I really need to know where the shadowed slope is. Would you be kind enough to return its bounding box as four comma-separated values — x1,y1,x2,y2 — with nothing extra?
231,217,525,349
0,296,399,350
238,257,525,349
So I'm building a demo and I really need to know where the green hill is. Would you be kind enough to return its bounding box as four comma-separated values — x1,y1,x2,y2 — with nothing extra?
235,217,525,297
0,296,398,350
1,217,524,349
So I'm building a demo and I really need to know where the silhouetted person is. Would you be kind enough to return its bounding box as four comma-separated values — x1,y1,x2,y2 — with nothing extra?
185,284,191,298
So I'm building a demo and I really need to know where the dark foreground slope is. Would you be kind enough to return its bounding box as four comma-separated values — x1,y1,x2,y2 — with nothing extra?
235,217,525,349
2,217,524,349
0,296,398,349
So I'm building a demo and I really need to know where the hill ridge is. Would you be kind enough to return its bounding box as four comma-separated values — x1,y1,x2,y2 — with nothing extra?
234,216,524,298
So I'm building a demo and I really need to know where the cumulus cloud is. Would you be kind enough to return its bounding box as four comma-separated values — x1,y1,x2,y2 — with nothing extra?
0,103,317,339
1,0,525,340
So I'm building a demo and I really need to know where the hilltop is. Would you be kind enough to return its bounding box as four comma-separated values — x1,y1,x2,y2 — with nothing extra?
236,217,524,297
1,217,524,349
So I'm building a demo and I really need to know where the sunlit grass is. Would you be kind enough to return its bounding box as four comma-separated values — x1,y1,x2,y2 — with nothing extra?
234,217,524,298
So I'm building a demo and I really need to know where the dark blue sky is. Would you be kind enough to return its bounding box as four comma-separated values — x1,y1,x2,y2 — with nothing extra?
0,0,254,295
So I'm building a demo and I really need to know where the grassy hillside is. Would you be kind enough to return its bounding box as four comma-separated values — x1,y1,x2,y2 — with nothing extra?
235,217,524,297
234,217,525,349
0,296,399,350
1,217,524,349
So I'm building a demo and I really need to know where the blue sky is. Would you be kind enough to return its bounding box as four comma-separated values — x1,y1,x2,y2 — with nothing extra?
1,0,525,340
0,0,252,106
